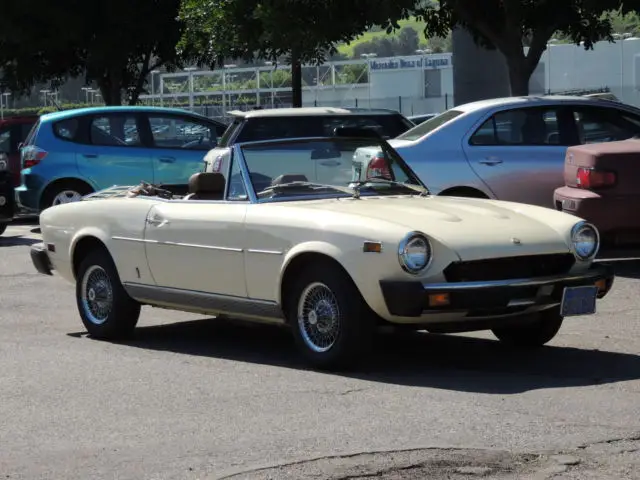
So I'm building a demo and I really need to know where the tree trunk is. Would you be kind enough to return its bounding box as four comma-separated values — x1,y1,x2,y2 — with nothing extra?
290,49,302,108
97,72,123,105
506,57,531,96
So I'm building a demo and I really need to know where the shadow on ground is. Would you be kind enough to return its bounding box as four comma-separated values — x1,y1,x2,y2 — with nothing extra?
0,235,41,247
68,314,640,395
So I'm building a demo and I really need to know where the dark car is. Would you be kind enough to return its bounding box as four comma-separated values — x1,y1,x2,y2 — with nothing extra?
554,139,640,247
0,115,39,186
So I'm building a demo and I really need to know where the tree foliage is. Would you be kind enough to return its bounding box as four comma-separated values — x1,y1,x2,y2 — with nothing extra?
0,0,187,105
178,0,417,106
414,0,639,95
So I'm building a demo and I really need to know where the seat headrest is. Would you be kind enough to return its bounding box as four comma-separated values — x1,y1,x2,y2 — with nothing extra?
188,172,225,194
271,174,308,185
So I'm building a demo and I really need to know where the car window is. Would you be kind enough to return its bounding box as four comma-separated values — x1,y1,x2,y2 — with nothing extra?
469,108,562,146
218,118,242,147
90,115,141,147
234,114,412,144
397,109,463,141
321,114,412,139
573,107,640,144
20,122,36,142
227,155,248,201
23,120,40,146
148,115,217,150
53,118,80,141
0,128,10,153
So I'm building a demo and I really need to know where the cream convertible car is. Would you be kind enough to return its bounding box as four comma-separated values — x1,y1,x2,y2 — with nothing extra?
30,136,614,370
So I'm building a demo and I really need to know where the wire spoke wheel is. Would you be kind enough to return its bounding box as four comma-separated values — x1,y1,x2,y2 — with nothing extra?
80,265,114,325
297,282,341,353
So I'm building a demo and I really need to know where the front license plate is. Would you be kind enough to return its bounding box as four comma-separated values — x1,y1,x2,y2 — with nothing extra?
560,286,598,317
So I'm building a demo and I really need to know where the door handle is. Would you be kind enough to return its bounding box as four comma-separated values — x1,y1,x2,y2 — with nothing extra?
158,156,176,163
320,160,341,167
146,216,169,227
479,157,503,166
82,154,99,159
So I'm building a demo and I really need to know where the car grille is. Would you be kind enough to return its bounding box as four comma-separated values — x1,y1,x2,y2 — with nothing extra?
443,253,575,283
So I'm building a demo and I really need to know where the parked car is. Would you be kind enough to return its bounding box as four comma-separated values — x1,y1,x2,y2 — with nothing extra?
0,155,16,235
30,135,614,370
353,95,640,209
202,107,413,173
0,114,39,186
554,139,640,247
15,106,227,213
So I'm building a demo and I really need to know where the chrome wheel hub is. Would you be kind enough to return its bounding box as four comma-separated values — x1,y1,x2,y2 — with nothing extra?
297,282,341,353
80,265,113,325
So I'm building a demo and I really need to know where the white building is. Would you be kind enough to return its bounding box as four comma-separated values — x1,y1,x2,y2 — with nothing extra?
144,37,640,120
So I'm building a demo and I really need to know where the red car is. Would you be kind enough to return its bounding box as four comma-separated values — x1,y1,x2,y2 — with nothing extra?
0,115,39,186
554,139,640,247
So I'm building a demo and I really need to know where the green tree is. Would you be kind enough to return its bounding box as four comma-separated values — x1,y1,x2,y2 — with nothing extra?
415,1,638,95
178,0,417,107
0,0,188,105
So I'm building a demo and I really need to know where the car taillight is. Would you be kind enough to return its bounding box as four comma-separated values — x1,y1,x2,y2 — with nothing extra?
576,167,616,189
366,154,391,179
23,147,48,169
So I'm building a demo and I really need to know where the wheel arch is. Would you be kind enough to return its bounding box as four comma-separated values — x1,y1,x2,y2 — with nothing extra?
278,243,359,309
438,185,491,199
40,177,96,210
70,231,112,280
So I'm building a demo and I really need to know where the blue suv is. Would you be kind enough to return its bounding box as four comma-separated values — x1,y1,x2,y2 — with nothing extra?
16,106,227,212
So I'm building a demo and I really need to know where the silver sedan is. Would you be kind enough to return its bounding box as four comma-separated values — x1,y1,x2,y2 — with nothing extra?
354,95,640,208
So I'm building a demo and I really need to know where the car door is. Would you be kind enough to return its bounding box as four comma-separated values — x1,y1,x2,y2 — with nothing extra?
76,113,153,189
146,113,226,185
143,200,248,297
462,106,574,208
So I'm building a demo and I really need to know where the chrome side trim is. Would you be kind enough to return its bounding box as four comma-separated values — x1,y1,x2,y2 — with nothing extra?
112,236,242,252
112,236,151,244
247,249,283,255
123,283,284,322
422,267,609,291
162,241,243,252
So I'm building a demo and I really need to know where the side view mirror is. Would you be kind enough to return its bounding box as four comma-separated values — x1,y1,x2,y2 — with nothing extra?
17,142,24,150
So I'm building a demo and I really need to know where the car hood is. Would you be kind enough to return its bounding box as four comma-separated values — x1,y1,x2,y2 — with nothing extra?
292,195,574,260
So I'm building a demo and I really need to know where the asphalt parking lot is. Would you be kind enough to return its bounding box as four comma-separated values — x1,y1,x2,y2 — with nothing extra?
1,219,639,479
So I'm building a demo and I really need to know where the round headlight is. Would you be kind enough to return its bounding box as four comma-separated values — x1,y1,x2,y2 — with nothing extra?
571,221,600,260
398,232,432,274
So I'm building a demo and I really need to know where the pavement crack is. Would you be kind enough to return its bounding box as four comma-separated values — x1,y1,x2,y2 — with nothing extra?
331,462,427,479
577,433,640,449
338,388,368,396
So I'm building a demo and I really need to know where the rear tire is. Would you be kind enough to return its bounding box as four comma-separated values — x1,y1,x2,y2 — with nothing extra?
41,180,93,211
76,248,140,340
286,263,374,371
492,308,564,347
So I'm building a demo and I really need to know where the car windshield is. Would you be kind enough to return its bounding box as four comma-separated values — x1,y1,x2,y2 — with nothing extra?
237,137,427,202
396,109,463,141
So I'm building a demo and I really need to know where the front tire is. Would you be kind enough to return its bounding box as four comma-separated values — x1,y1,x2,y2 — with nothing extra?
286,263,374,371
492,308,564,347
76,249,140,339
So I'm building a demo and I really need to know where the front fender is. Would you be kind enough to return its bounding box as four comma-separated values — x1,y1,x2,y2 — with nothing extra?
276,241,345,304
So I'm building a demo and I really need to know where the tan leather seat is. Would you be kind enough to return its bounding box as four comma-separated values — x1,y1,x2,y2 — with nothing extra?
184,172,226,200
